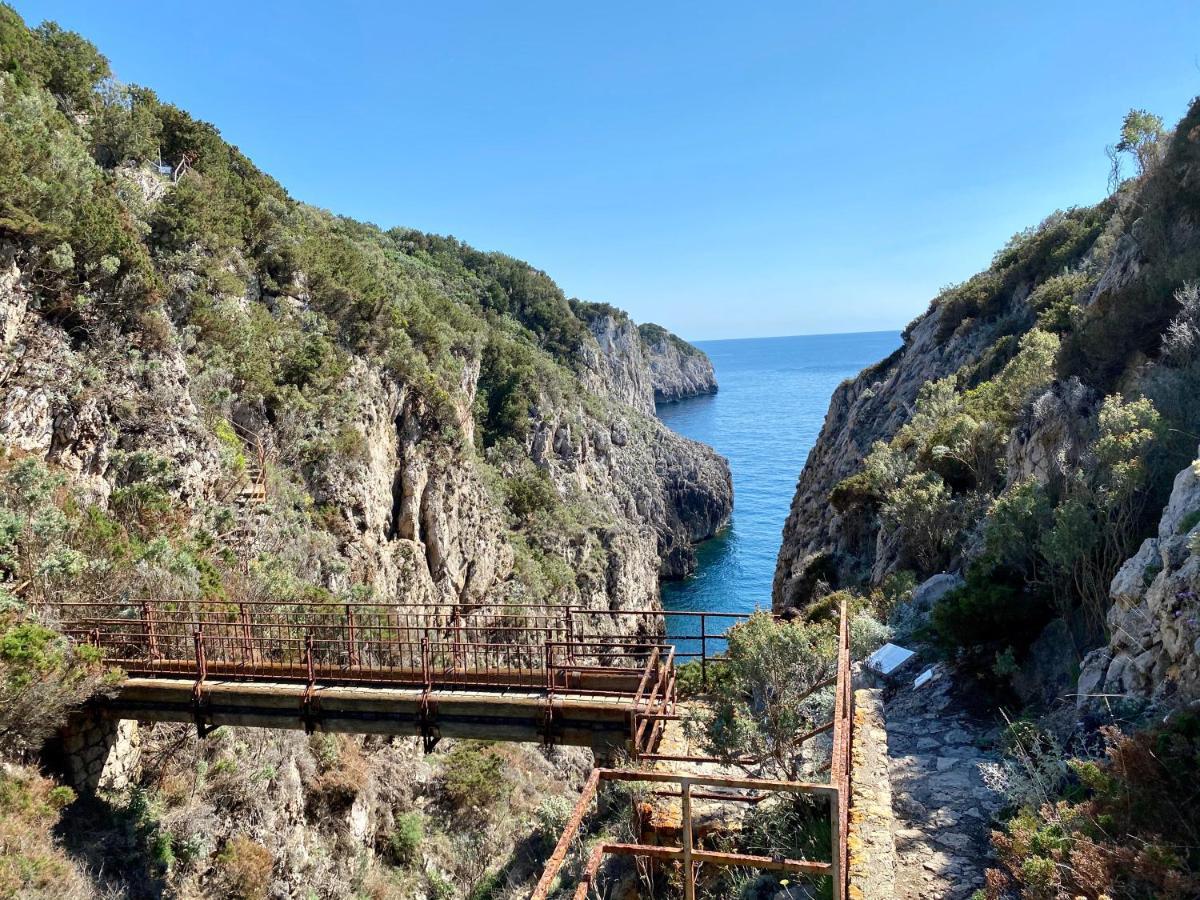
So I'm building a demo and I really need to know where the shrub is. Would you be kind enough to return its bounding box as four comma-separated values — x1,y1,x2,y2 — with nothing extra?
988,715,1200,898
930,576,1050,661
502,468,558,523
0,765,91,897
699,613,837,780
216,835,273,900
880,472,963,572
0,616,109,757
386,811,424,866
439,742,511,814
307,735,369,811
533,794,573,846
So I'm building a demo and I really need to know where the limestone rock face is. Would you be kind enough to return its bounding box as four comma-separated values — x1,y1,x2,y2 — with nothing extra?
638,325,718,404
772,298,1007,609
0,244,729,614
0,245,221,508
576,311,656,415
1078,450,1200,706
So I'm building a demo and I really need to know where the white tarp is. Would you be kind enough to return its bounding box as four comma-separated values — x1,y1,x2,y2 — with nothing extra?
866,642,915,676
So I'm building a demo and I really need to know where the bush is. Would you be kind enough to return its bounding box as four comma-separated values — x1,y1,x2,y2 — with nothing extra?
0,765,91,897
533,794,573,846
0,616,109,757
988,715,1200,898
386,811,424,866
502,468,558,523
439,742,511,814
699,613,837,780
880,471,963,572
930,576,1050,663
216,835,273,900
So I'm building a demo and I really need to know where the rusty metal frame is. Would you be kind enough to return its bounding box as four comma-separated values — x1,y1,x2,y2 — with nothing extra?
532,600,852,900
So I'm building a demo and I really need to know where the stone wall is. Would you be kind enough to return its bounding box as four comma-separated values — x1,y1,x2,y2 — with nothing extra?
61,713,141,794
847,687,897,900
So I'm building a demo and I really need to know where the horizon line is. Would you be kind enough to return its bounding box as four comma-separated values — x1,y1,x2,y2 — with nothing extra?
686,327,903,344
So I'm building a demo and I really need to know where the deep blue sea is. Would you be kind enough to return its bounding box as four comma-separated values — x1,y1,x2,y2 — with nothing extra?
658,331,901,654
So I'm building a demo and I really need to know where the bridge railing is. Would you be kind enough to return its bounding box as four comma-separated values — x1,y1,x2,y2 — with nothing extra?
51,600,690,700
50,600,762,680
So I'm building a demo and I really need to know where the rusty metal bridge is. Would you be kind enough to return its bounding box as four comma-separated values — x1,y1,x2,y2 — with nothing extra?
55,601,751,758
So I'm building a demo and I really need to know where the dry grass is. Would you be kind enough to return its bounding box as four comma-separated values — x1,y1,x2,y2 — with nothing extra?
0,763,96,899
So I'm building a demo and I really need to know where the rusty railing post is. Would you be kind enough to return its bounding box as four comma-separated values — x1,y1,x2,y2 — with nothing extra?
830,786,842,900
682,777,696,900
700,613,707,686
345,604,359,668
564,607,575,663
239,602,253,662
420,637,430,691
141,601,159,659
193,626,207,682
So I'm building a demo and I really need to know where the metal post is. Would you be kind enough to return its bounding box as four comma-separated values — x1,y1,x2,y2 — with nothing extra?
142,601,159,659
239,602,253,662
700,614,707,686
346,604,359,668
565,608,575,663
830,787,842,900
681,777,695,900
420,637,430,691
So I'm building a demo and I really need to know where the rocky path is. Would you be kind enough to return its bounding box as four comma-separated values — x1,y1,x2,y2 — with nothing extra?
884,666,1003,899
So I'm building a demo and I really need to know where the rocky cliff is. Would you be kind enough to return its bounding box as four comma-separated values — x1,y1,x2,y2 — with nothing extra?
638,322,718,403
1079,450,1200,706
774,98,1200,617
0,9,733,894
772,299,1005,606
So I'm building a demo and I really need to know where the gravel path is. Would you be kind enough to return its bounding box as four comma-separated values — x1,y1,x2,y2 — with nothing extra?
884,667,1003,899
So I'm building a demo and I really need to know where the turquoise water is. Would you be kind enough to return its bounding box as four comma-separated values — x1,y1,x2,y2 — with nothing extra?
658,331,901,654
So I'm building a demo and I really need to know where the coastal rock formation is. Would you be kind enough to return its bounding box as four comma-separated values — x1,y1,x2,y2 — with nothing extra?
638,322,718,403
575,305,656,415
772,297,1009,608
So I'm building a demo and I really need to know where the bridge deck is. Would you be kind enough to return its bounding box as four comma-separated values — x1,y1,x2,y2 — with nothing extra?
100,676,638,752
51,599,717,756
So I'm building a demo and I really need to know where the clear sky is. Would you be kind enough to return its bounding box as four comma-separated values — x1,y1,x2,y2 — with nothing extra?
13,2,1200,340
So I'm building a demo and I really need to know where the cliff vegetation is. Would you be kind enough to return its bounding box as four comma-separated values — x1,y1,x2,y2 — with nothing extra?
0,6,731,898
775,98,1200,896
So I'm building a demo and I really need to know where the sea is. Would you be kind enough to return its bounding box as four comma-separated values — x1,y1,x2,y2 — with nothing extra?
657,330,902,654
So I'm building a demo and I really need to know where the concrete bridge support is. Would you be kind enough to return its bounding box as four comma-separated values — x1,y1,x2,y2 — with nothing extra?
61,711,141,794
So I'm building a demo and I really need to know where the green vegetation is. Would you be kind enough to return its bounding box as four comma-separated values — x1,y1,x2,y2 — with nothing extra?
438,742,512,814
696,610,888,781
386,812,425,866
0,766,90,896
984,714,1200,898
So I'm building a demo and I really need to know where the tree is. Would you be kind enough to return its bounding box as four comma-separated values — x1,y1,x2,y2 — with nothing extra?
32,21,109,109
1108,108,1166,188
697,613,837,780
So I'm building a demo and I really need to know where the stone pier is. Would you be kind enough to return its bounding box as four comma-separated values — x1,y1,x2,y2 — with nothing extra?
61,712,141,794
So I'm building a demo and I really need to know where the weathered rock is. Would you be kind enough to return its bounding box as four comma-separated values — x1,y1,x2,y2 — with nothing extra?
637,323,718,404
773,298,1009,609
1078,449,1200,706
890,573,963,639
576,309,656,414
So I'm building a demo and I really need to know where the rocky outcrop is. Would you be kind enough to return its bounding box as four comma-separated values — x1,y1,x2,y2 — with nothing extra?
638,323,718,403
1078,450,1200,706
772,299,1009,609
576,309,656,415
575,310,719,411
0,244,221,508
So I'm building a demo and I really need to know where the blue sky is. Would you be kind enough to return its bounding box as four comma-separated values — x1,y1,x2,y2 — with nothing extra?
14,2,1200,340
